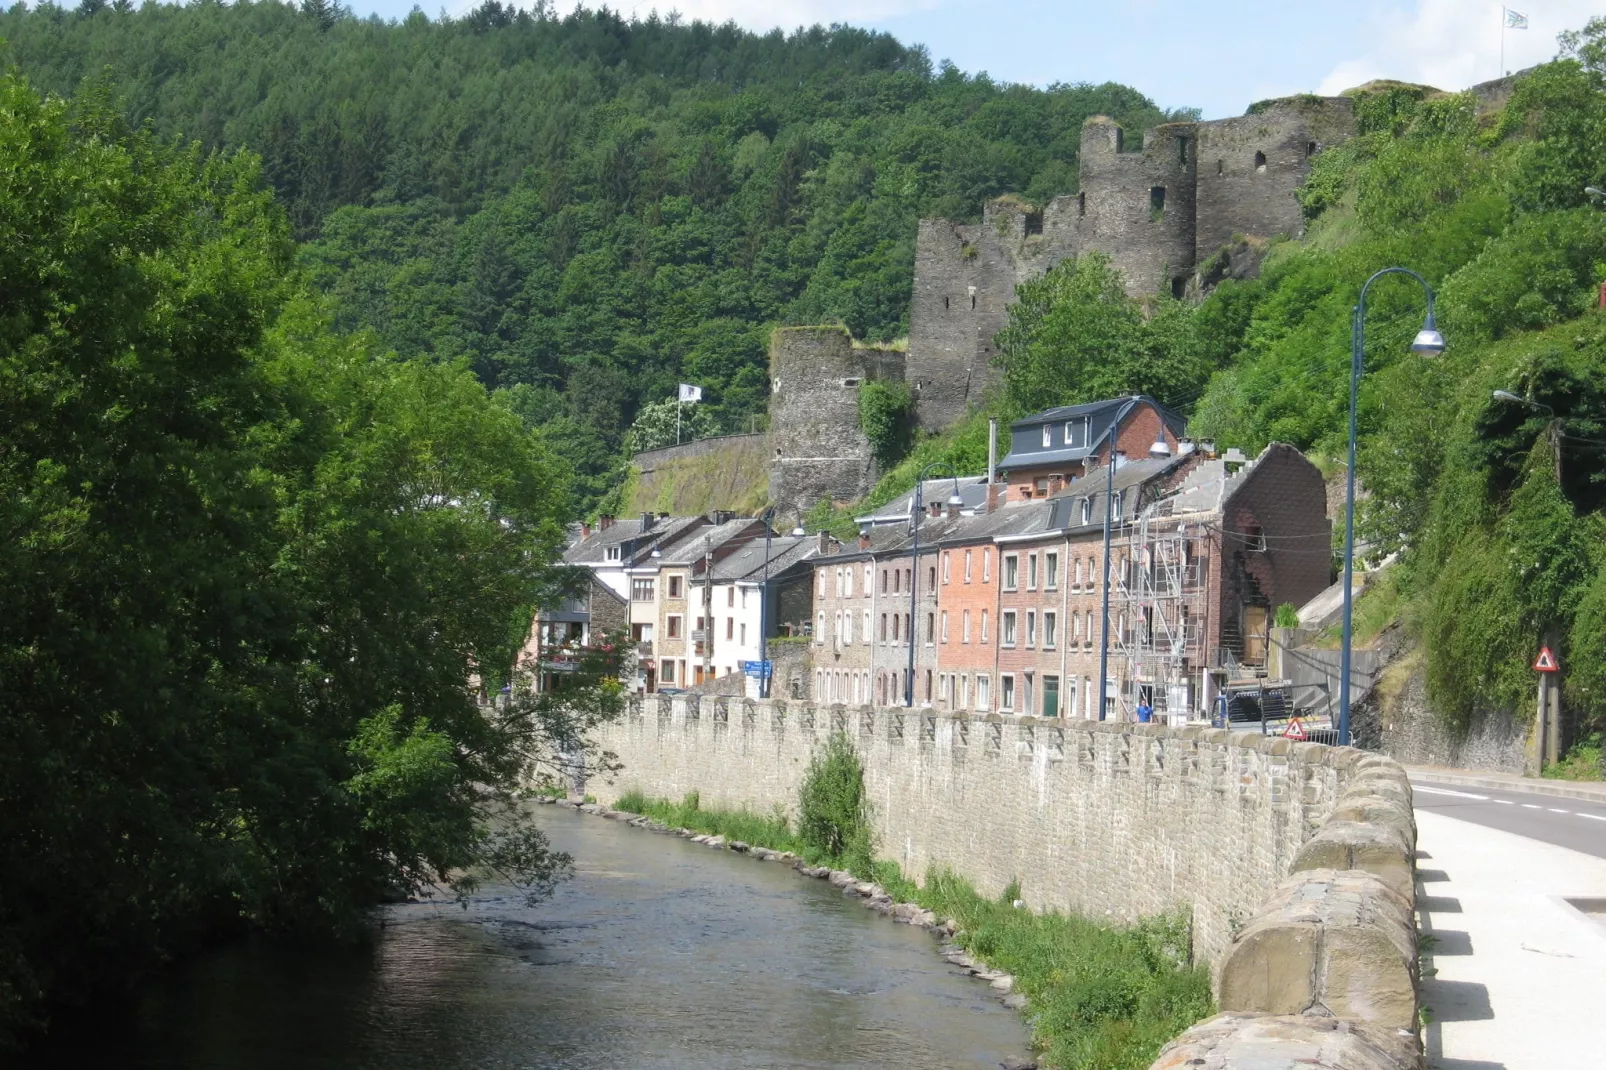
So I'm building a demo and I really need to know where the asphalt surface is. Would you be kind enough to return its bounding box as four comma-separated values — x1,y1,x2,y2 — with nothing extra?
1410,777,1606,859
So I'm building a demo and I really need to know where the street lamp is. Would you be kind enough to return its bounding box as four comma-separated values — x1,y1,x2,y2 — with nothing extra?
907,464,965,707
1338,267,1445,746
758,505,808,699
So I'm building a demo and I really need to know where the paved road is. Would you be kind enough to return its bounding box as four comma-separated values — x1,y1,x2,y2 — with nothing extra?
1410,778,1606,859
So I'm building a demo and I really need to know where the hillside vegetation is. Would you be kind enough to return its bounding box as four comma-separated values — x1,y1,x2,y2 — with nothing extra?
0,0,1187,513
837,34,1606,752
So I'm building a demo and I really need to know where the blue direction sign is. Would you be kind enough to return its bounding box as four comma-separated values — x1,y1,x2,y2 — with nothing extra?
741,660,773,678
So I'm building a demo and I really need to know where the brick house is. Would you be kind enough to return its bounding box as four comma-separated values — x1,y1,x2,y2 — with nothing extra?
996,395,1185,503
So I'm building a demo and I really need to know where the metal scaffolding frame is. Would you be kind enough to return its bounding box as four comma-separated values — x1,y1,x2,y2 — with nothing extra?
1107,511,1212,722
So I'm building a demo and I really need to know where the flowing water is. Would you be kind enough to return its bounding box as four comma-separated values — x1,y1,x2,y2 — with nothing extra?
33,807,1030,1068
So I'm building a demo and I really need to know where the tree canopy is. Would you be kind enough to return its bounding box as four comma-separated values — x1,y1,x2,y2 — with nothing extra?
0,0,1184,514
0,75,619,1046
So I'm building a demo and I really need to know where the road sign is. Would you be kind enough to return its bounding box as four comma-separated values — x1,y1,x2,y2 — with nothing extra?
741,660,772,678
1283,717,1307,741
1534,646,1560,673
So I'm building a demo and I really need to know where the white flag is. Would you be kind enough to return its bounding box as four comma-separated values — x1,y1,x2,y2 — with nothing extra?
678,383,703,403
1505,8,1528,29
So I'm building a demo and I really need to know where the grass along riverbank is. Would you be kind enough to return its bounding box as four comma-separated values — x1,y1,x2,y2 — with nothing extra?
611,788,1212,1070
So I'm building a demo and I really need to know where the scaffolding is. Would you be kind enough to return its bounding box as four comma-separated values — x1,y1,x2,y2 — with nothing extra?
1107,511,1212,722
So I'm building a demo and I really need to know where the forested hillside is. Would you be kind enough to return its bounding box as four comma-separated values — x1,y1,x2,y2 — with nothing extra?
0,0,1186,509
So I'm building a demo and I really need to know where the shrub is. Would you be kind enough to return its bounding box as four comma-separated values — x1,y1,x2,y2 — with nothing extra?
858,380,914,468
1274,603,1301,628
798,731,873,872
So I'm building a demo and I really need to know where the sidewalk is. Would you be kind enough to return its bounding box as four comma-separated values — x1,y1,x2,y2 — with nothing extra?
1408,764,1606,804
1416,808,1606,1070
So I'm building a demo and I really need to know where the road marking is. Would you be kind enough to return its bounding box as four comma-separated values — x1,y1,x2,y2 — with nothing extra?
1494,799,1515,805
1414,786,1490,800
1579,813,1606,822
1523,804,1543,809
1549,808,1571,814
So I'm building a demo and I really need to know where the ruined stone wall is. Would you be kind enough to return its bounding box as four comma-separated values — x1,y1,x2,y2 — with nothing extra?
1076,118,1198,296
1194,98,1356,265
595,699,1369,964
906,202,1077,432
767,327,901,513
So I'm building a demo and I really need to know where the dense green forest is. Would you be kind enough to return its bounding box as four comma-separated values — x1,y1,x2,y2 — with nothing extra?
0,0,1186,510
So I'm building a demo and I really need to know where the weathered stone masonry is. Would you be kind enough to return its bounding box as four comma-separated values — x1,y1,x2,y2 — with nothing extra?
592,696,1422,1068
597,697,1359,963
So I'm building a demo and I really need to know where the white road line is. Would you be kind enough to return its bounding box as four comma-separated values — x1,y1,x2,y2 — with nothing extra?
1494,799,1515,805
1549,808,1571,814
1414,786,1491,800
1523,804,1543,809
1579,813,1606,822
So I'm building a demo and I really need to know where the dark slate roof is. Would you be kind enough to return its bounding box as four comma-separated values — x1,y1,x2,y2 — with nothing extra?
1042,456,1190,534
709,535,820,582
855,475,991,525
658,518,766,565
564,515,707,566
998,395,1186,472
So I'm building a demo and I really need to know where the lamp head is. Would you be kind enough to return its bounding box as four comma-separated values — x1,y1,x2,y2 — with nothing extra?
946,492,965,507
1148,431,1172,458
1410,309,1446,355
791,525,807,537
1492,389,1526,405
1586,186,1606,199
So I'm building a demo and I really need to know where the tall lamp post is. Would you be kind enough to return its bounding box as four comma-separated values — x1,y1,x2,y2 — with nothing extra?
758,505,807,699
907,463,965,707
1338,268,1446,745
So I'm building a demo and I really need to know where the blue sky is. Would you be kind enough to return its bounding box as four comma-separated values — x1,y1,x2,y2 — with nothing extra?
345,0,1587,118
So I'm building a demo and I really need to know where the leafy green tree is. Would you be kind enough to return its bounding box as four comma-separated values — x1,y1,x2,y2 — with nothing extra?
0,77,620,1044
623,396,720,454
995,254,1215,417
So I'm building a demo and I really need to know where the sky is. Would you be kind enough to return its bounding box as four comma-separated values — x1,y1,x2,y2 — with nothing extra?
339,0,1596,119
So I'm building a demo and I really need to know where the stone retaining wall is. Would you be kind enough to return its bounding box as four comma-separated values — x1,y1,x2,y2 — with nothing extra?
590,696,1419,1069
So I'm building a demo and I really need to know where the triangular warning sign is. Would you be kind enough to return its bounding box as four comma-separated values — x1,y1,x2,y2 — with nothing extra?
1533,646,1560,673
1283,718,1307,741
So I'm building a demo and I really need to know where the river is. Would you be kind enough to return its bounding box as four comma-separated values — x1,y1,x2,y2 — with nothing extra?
31,806,1030,1069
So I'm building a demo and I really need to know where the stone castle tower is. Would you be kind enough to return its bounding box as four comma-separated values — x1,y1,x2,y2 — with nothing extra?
765,94,1362,504
906,95,1359,431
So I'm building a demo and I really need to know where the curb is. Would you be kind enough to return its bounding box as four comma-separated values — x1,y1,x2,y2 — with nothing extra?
1407,768,1606,804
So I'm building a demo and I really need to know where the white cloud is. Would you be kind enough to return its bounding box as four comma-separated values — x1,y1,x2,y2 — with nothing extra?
1316,0,1594,96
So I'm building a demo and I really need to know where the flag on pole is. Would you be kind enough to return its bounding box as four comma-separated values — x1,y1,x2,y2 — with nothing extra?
1504,8,1528,29
678,383,703,404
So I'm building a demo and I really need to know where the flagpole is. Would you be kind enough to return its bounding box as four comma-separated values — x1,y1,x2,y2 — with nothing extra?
677,398,682,445
1500,6,1505,78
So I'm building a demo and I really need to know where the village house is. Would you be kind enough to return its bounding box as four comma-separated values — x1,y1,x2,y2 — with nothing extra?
997,395,1185,502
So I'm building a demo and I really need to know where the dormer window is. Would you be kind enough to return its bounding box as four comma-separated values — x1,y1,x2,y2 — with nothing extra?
1042,425,1052,448
1080,498,1092,525
606,545,622,562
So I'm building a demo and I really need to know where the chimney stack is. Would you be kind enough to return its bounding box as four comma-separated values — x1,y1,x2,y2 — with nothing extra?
598,515,615,531
986,482,1002,514
581,521,593,539
640,512,654,532
987,417,999,486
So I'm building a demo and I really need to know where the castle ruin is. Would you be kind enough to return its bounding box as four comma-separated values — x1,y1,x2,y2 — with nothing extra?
770,95,1361,506
906,96,1358,431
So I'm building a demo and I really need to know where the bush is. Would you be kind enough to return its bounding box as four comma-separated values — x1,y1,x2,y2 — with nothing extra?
858,380,914,468
798,731,873,873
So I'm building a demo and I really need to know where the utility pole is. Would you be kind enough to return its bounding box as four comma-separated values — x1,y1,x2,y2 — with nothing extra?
1096,449,1117,721
701,536,713,685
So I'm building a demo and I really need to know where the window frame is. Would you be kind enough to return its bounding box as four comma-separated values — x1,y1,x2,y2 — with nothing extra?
1044,610,1057,650
1001,609,1017,648
1002,553,1019,591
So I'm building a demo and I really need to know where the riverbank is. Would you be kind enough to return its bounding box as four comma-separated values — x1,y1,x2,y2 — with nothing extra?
571,793,1212,1070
